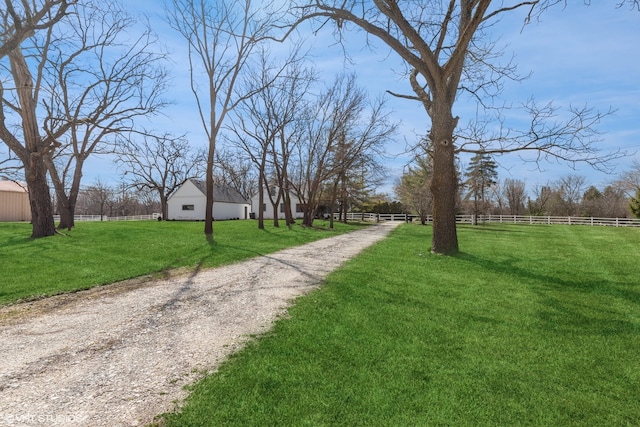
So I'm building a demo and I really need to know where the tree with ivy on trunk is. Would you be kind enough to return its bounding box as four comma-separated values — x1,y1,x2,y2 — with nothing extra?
287,0,630,254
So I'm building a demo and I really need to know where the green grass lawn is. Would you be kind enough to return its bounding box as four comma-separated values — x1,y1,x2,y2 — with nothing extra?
0,219,362,306
159,223,640,426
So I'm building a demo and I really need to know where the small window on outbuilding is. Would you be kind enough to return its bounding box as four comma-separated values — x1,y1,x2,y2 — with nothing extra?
182,204,195,211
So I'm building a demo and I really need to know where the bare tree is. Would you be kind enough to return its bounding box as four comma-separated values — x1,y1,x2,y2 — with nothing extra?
167,0,282,239
0,145,21,179
76,179,113,219
0,1,76,237
41,3,169,230
110,181,146,217
0,0,72,59
288,1,627,254
488,181,505,215
557,175,587,216
0,40,61,237
528,184,553,215
395,155,433,225
613,160,640,197
503,178,527,215
325,94,396,228
290,74,371,227
214,148,258,202
227,47,312,228
600,186,629,218
116,134,205,220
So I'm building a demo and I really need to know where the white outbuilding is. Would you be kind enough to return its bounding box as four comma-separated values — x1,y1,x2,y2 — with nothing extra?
0,180,31,222
250,187,305,220
166,179,250,221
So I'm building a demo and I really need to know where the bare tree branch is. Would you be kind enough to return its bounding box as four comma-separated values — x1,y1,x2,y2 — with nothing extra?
166,0,284,238
116,133,205,220
0,0,74,58
285,1,634,253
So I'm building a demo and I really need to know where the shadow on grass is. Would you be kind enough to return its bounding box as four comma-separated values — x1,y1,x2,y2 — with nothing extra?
459,225,525,233
454,252,640,336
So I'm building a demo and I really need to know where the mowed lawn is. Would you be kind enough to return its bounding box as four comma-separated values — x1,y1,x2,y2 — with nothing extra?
159,224,640,426
0,220,362,306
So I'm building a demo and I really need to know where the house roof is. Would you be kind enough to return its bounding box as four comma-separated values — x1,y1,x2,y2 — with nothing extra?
0,180,28,193
190,179,248,204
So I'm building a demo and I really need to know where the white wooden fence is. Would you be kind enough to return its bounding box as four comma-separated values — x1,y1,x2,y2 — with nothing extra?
53,213,161,222
344,212,640,228
55,212,640,228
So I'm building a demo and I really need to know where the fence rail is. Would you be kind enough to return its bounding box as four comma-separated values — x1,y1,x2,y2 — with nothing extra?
344,212,640,227
53,212,640,227
53,213,160,222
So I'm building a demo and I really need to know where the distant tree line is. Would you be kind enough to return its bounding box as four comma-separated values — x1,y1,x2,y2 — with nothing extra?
396,156,640,219
2,0,639,254
70,181,160,219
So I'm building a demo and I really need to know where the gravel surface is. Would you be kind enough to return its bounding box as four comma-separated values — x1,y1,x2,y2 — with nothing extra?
0,222,399,427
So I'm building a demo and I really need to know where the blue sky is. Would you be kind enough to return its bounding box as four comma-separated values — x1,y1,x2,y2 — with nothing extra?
80,2,640,197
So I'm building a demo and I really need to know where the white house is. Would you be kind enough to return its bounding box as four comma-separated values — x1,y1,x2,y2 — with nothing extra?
250,188,305,220
167,179,250,220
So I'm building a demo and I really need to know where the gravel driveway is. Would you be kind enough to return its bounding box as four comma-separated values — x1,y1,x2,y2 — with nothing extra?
0,222,400,427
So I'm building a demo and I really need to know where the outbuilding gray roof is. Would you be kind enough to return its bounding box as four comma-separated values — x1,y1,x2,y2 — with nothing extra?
190,179,248,204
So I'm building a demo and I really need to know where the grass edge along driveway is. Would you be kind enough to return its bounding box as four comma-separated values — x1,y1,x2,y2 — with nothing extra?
159,223,640,427
0,220,363,306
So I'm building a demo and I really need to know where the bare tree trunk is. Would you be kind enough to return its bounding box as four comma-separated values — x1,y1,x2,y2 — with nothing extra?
302,197,317,227
257,172,265,230
160,194,168,220
282,189,294,226
204,142,215,238
25,158,56,238
45,155,83,230
327,179,341,229
272,194,280,228
340,172,348,223
301,178,321,227
429,113,459,254
8,50,56,237
56,198,74,230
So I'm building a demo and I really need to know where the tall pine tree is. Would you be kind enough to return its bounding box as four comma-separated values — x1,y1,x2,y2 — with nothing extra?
465,153,498,225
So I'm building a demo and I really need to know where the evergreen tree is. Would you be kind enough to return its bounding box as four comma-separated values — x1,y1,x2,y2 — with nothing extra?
630,188,640,218
465,153,498,224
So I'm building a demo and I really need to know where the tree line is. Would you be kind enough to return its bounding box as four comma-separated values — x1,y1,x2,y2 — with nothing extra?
2,1,639,255
396,155,640,222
